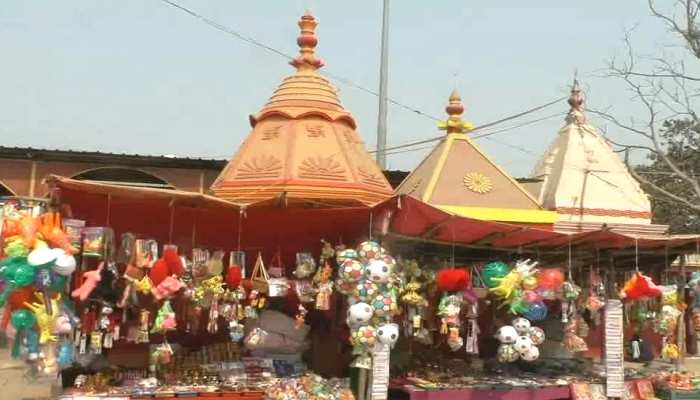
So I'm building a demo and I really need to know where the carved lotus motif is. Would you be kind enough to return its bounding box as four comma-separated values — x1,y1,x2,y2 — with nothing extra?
298,156,346,180
358,167,386,187
236,155,282,179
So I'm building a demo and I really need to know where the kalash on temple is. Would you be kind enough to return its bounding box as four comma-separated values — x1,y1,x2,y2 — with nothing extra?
3,10,700,400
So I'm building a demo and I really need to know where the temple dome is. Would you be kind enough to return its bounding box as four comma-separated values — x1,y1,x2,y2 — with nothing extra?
531,81,654,228
212,12,392,205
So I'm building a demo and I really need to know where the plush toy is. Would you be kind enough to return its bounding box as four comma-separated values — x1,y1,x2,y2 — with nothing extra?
151,275,185,300
71,262,104,302
563,319,588,353
436,268,470,293
619,272,662,301
437,294,462,335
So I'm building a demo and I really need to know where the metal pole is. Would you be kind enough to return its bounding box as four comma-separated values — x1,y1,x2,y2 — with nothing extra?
376,0,390,169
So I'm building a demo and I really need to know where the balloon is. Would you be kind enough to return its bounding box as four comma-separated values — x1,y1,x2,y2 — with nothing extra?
0,257,24,280
11,309,36,330
523,301,548,321
13,263,36,287
483,262,510,288
522,275,538,290
537,268,565,290
523,289,542,304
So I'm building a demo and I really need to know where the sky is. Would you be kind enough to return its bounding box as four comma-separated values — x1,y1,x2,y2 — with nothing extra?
0,1,688,177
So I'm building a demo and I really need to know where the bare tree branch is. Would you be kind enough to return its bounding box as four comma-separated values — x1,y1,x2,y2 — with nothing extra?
625,149,700,211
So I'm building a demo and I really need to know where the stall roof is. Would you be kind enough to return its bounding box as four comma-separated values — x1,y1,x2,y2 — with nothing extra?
45,174,242,210
377,195,700,252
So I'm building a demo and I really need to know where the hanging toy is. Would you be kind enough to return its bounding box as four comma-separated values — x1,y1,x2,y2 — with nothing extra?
57,339,74,368
48,249,75,279
437,294,462,351
226,262,243,289
350,325,377,352
71,262,105,302
0,257,37,307
356,241,384,263
315,263,334,311
436,268,470,293
496,319,542,362
207,297,220,334
10,309,36,358
151,301,177,334
537,268,565,290
563,319,588,353
135,310,150,344
619,272,662,301
37,212,78,254
336,248,358,264
400,280,428,307
295,305,308,329
228,320,244,342
24,293,60,344
376,323,399,349
319,239,336,266
482,261,511,288
489,269,523,300
464,301,480,354
523,300,548,321
152,275,185,301
34,268,54,315
347,302,373,328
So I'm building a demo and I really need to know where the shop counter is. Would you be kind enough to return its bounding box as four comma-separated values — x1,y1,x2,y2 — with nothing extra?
392,384,571,400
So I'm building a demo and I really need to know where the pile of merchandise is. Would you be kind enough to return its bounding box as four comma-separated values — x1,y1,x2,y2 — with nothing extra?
265,374,354,400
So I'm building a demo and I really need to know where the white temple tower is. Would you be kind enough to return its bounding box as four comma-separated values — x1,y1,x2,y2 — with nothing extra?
531,81,666,234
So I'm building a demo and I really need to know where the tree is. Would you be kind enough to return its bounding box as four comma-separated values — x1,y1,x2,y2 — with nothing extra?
635,119,700,232
595,0,700,218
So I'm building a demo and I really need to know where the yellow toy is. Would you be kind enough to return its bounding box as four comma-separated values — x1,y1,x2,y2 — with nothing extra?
24,293,60,344
489,270,522,299
133,276,153,295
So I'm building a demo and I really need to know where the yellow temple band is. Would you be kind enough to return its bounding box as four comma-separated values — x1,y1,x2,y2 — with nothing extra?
436,205,559,224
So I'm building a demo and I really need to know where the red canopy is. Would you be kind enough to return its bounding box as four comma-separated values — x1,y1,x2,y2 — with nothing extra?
374,195,700,252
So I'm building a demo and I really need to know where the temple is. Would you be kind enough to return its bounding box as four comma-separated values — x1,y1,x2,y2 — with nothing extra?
211,12,392,206
530,81,666,234
395,90,558,224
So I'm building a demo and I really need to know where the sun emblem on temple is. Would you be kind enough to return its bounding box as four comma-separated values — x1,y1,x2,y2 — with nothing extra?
463,172,492,194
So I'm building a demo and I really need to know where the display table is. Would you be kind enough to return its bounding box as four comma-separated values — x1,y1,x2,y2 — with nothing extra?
394,385,571,400
59,391,264,399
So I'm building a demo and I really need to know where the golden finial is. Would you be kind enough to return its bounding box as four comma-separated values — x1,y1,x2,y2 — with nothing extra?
565,78,587,125
438,89,474,134
290,11,324,73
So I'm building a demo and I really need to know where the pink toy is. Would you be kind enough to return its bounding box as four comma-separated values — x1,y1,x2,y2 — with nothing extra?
151,275,185,300
161,313,177,331
71,262,104,302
